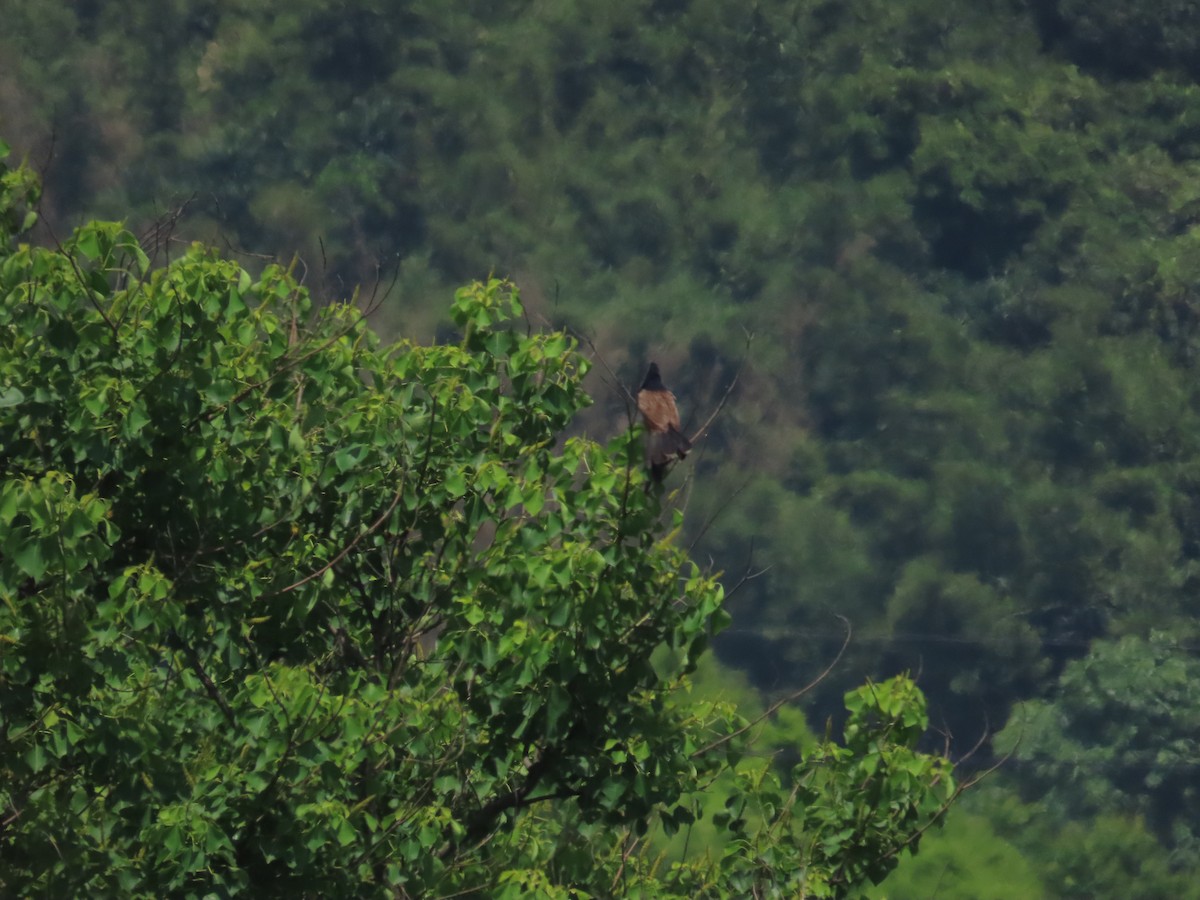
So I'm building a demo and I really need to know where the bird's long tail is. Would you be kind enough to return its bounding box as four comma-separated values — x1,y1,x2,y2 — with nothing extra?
648,426,692,482
665,426,692,459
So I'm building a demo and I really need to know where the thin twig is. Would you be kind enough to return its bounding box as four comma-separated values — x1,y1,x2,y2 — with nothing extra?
182,642,238,728
692,616,852,759
687,364,741,447
276,474,407,596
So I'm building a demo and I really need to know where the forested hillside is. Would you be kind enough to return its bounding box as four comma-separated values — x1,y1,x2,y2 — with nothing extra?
5,0,1200,894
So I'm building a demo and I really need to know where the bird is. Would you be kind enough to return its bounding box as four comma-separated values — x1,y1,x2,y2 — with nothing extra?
636,362,692,482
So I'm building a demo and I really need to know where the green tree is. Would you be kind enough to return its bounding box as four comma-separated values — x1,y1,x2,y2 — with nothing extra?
1041,0,1200,79
15,1,1200,885
866,811,1047,900
997,632,1200,870
973,783,1200,900
0,153,954,897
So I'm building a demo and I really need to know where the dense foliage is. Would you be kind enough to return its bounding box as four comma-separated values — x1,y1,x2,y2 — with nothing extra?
7,0,1200,891
0,153,955,896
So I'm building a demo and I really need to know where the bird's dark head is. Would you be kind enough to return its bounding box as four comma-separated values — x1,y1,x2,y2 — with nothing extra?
641,362,666,391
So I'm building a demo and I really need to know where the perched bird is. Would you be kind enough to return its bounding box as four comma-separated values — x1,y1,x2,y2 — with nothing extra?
637,362,692,482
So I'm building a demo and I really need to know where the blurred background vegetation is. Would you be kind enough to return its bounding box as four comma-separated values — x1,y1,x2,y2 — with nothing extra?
6,0,1200,893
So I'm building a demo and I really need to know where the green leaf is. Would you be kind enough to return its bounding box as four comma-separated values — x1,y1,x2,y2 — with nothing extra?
523,489,545,516
126,402,151,436
445,470,467,498
12,540,47,580
287,425,305,452
76,229,101,260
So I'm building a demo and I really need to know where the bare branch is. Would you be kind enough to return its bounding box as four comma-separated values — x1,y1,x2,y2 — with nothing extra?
687,362,741,447
692,616,852,759
181,642,238,728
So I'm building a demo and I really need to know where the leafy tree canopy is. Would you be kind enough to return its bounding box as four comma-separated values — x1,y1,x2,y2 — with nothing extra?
10,0,1200,885
998,632,1200,870
0,152,954,897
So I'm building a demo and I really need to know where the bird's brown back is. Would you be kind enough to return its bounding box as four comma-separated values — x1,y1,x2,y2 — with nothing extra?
637,388,681,433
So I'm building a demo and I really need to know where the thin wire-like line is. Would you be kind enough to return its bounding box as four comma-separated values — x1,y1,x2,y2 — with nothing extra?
722,626,1200,652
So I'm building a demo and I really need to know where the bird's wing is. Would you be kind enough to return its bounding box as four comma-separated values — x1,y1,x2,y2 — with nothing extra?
638,389,681,432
